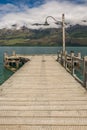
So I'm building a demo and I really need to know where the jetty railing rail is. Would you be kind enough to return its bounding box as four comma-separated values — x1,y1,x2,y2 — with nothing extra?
57,51,87,88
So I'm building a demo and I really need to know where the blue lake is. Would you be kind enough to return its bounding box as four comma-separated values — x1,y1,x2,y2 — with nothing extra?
0,46,87,85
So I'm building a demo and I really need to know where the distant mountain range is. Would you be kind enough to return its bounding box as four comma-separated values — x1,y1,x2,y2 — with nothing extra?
0,24,87,46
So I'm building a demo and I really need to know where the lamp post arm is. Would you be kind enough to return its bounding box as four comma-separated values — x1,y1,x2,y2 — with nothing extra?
45,16,62,24
45,14,66,54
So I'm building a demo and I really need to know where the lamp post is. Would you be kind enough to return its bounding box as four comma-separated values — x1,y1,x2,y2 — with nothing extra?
62,14,65,54
44,14,66,54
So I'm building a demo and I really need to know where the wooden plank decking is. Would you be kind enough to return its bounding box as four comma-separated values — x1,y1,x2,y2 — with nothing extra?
0,55,87,130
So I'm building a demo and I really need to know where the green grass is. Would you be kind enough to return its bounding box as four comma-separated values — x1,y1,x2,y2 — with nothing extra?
0,26,87,46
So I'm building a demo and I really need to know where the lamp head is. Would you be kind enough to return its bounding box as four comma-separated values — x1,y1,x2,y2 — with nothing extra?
55,21,62,25
44,21,49,26
32,23,43,26
82,20,87,22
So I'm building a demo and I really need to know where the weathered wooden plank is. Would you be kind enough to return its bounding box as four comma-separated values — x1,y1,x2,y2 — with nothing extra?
0,117,87,125
0,110,87,117
0,105,87,111
1,97,87,101
2,89,85,93
0,125,87,130
0,100,87,105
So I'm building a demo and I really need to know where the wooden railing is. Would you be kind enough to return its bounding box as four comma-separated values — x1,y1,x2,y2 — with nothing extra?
57,51,87,88
4,51,29,72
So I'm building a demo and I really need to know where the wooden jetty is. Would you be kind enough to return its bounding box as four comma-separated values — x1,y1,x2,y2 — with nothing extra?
0,54,87,130
4,51,29,72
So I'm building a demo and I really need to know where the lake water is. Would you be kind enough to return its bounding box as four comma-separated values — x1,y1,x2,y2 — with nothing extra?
0,46,87,85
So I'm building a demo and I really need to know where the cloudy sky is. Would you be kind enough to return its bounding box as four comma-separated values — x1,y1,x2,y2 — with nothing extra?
0,0,87,29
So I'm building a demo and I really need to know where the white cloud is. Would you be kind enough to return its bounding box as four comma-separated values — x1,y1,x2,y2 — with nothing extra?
0,1,87,29
0,4,20,13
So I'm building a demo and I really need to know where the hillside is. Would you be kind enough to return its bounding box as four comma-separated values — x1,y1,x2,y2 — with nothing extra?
0,25,87,46
66,24,87,46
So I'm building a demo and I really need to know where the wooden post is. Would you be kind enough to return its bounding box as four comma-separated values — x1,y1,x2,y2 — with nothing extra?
60,51,63,65
65,51,68,69
56,51,59,61
83,56,87,88
13,51,16,56
63,51,67,68
4,52,8,58
71,52,74,75
4,52,9,67
62,51,64,66
62,14,66,54
85,72,87,88
16,61,19,69
78,52,81,58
